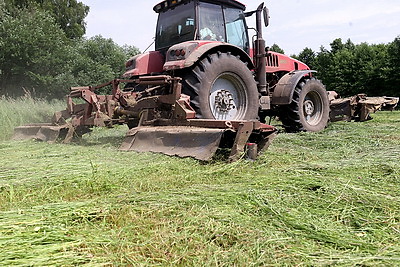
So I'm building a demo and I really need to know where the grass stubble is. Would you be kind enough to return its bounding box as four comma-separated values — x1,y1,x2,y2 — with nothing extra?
0,97,399,266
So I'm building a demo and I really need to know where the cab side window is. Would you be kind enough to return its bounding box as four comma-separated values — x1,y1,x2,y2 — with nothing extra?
224,8,249,51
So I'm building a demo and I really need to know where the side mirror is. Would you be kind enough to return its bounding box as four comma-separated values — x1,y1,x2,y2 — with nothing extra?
263,7,270,27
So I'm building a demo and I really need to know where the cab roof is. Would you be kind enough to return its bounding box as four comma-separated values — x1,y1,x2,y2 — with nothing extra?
154,0,246,13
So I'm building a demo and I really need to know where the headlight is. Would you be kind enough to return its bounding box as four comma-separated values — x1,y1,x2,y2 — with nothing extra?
166,42,198,61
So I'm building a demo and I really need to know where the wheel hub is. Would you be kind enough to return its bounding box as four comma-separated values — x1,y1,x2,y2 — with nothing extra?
304,100,315,117
214,90,235,113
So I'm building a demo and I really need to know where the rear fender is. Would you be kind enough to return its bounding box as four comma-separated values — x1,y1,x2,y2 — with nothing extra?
164,41,254,71
271,70,316,105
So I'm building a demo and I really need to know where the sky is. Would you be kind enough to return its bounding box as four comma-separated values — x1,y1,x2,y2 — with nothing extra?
81,0,400,55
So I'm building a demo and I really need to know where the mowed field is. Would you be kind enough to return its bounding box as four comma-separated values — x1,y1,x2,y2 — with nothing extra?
0,97,399,266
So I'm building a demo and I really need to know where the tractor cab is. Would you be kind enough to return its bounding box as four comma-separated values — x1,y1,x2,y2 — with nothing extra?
154,0,250,53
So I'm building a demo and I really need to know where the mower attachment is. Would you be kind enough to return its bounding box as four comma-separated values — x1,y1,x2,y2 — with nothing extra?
121,120,277,161
329,92,399,122
12,76,277,161
13,123,74,143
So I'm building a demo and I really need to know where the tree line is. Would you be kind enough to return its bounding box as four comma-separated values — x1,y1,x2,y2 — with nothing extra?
1,0,398,99
0,0,139,98
272,37,400,97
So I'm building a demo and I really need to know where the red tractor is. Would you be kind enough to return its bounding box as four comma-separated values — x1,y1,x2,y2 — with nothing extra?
14,0,332,160
123,0,330,132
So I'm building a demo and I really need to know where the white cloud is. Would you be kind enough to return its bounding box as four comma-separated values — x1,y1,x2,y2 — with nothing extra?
82,0,158,50
81,0,400,54
262,0,400,54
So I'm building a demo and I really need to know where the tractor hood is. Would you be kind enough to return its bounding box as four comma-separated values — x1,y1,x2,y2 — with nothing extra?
123,51,165,77
265,51,310,73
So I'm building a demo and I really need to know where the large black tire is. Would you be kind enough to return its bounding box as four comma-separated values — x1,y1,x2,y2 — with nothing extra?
279,78,330,132
182,52,259,120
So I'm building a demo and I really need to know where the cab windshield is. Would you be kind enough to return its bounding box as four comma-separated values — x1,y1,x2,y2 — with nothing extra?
155,2,196,50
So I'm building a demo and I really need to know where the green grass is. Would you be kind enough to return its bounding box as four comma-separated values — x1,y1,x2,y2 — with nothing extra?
0,98,399,265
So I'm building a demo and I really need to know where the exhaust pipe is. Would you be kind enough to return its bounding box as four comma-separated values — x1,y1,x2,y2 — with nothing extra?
254,3,267,95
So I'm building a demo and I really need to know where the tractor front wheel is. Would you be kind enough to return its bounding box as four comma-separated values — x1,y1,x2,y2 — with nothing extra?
279,78,330,132
182,52,259,121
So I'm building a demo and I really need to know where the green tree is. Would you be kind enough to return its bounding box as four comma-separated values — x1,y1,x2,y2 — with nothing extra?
122,45,141,60
4,0,89,39
43,0,89,39
387,36,400,96
0,0,4,14
330,38,345,54
69,36,139,89
0,8,72,97
313,38,392,97
344,38,355,50
0,6,140,98
43,36,140,97
269,44,285,54
313,46,334,90
294,47,316,69
352,43,388,96
328,48,357,95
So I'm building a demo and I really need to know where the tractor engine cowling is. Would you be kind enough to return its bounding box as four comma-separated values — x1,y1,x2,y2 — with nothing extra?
123,51,165,77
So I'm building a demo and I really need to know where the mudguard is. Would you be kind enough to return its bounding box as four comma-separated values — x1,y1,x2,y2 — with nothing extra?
271,70,316,105
164,41,254,71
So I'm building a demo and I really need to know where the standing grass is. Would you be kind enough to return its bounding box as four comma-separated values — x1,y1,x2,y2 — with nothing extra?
0,95,65,141
0,95,399,265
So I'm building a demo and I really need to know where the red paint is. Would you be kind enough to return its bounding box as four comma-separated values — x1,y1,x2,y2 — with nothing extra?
122,51,164,77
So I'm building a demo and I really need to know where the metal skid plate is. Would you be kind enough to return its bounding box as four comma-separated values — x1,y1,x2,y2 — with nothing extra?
120,120,278,161
120,126,227,161
13,123,71,143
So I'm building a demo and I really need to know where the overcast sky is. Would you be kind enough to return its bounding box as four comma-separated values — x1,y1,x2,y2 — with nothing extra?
81,0,400,55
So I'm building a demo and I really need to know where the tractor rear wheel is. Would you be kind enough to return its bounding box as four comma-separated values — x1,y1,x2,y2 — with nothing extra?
182,52,258,120
279,78,330,132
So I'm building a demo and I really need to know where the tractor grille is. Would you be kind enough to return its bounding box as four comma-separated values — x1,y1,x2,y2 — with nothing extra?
267,54,279,67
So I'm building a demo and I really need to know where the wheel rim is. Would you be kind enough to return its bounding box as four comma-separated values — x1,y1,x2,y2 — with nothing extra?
209,72,248,120
303,91,323,126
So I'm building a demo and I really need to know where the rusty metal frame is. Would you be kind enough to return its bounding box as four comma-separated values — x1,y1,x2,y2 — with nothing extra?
14,75,278,161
